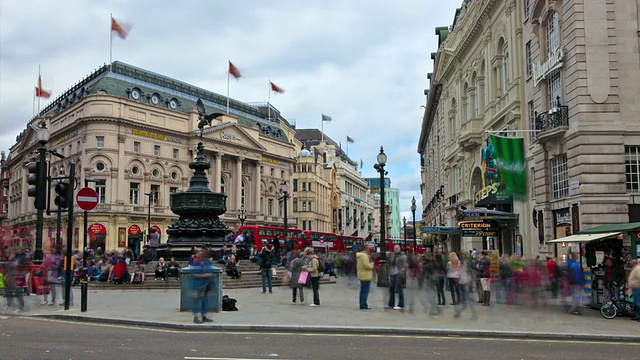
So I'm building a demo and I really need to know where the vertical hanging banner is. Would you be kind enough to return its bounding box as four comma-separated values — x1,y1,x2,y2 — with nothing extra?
490,134,526,197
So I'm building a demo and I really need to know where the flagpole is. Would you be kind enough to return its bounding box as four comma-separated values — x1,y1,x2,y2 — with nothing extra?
37,65,41,115
268,80,271,121
226,62,230,114
346,137,349,156
109,14,113,72
321,116,324,145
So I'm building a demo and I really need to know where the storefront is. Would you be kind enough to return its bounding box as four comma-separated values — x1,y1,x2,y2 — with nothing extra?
87,223,107,251
127,225,142,254
457,209,519,257
546,224,640,308
421,226,461,254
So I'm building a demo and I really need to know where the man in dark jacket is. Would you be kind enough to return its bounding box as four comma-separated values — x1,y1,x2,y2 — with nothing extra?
603,257,625,302
260,246,273,294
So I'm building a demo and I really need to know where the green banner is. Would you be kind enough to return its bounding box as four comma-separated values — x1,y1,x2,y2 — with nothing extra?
489,134,526,196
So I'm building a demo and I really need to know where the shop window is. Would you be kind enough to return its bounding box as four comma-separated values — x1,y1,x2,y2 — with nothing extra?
550,155,568,200
625,146,640,192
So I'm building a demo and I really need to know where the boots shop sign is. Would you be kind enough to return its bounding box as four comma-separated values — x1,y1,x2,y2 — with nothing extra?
533,47,564,87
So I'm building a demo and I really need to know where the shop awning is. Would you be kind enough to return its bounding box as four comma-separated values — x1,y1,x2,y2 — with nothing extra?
421,226,460,234
546,232,622,244
474,193,513,207
579,222,640,234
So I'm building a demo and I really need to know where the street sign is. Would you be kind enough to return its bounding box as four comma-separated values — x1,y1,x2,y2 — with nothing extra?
76,187,99,211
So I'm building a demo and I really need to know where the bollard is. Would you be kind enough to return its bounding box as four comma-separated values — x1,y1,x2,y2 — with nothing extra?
80,279,88,312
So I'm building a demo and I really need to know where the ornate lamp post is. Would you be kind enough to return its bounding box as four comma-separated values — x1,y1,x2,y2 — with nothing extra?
237,204,247,227
373,146,388,287
34,122,50,262
411,196,417,254
281,181,289,238
403,216,407,253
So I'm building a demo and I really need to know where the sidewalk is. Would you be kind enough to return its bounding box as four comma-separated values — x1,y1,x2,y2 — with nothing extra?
4,278,639,341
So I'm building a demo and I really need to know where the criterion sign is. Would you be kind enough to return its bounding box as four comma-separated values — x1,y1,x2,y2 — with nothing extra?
76,187,99,211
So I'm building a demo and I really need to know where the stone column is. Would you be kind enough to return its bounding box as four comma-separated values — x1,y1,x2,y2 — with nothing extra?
254,160,261,213
214,153,222,192
235,157,243,210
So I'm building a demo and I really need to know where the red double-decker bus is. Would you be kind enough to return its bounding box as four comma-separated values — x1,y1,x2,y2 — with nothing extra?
382,239,427,254
340,235,364,252
238,225,306,250
301,230,341,252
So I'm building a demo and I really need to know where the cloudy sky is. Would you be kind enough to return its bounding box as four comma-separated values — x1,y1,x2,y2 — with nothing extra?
0,0,460,219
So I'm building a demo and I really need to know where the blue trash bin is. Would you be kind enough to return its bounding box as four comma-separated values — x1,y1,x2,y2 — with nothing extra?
180,264,222,313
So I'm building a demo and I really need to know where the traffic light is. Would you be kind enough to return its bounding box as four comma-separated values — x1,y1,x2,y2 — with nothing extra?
54,182,71,208
27,161,46,210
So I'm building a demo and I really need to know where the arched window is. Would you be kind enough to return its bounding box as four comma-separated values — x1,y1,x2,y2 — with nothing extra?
464,83,470,120
472,72,479,117
501,43,508,92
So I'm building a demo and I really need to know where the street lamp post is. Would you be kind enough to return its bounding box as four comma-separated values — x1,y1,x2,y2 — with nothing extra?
403,216,407,253
145,192,152,243
281,181,288,238
34,122,50,262
373,146,388,287
411,196,417,254
237,204,247,227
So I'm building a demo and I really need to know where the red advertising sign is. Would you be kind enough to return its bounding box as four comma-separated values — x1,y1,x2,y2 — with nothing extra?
128,225,142,235
88,223,107,241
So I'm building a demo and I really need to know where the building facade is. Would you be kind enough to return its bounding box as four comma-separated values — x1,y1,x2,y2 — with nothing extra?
523,0,640,256
419,0,533,255
6,61,296,253
296,129,374,238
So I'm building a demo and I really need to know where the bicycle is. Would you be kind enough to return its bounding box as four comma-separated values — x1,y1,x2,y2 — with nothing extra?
600,294,637,319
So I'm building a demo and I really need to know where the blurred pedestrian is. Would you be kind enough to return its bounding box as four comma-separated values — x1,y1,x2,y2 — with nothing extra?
566,253,585,315
191,250,214,324
627,260,640,321
446,252,461,305
478,251,492,306
42,249,62,306
385,245,407,310
304,247,321,307
356,245,374,310
288,250,305,304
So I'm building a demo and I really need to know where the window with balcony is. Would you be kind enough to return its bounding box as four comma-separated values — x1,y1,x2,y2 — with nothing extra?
547,70,562,110
550,155,568,200
130,182,140,205
546,12,559,56
625,146,640,192
96,136,105,148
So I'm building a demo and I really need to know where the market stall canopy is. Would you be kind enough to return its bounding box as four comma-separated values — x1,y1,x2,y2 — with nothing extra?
579,222,640,234
546,232,622,244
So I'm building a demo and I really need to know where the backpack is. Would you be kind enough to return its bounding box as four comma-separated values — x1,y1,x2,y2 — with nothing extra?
316,257,326,273
222,295,238,311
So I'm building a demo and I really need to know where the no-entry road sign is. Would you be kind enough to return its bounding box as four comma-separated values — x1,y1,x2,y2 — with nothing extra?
76,187,99,211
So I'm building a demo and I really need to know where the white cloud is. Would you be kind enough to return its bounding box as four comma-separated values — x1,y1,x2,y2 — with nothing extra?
0,0,460,216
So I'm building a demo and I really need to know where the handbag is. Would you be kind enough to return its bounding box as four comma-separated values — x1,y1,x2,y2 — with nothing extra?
298,271,309,284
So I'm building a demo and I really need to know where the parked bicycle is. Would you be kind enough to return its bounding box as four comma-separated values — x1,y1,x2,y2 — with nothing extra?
600,294,637,319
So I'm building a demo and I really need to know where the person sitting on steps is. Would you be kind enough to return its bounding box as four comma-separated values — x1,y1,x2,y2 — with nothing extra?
155,257,168,281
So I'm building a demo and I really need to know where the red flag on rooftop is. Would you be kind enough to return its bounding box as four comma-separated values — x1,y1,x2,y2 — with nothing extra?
35,74,51,99
111,16,130,39
229,61,242,79
270,81,285,94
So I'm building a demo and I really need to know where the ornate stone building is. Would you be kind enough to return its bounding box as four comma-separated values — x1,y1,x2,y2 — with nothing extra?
523,0,640,256
6,61,296,252
419,0,534,255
